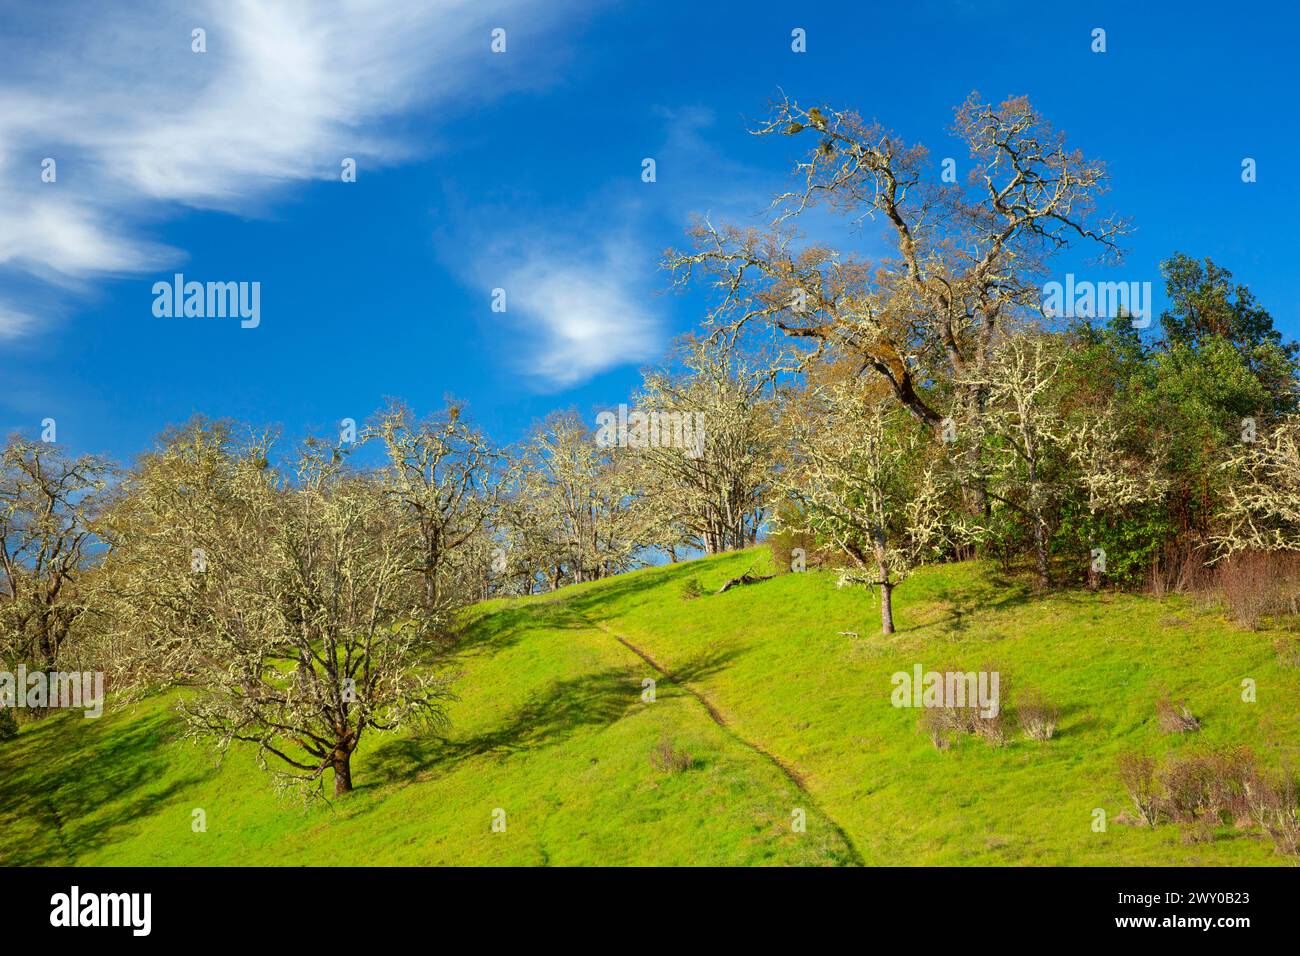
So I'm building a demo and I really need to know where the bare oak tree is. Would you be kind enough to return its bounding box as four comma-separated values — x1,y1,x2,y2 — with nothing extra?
505,412,641,588
781,376,958,634
666,93,1125,519
100,423,451,795
0,436,113,674
632,335,783,554
366,400,504,618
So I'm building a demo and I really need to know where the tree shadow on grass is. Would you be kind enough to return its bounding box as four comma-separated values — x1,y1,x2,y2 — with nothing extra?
901,578,1037,637
652,643,749,687
561,561,732,621
362,640,748,794
1049,702,1100,740
362,664,642,789
450,604,560,656
0,703,215,865
448,599,599,660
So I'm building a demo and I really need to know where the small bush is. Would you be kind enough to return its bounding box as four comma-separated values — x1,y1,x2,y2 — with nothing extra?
679,578,706,601
1213,551,1300,629
1157,751,1250,824
920,706,1007,749
0,706,17,742
927,728,951,751
767,505,841,574
1117,748,1270,843
1147,543,1211,598
1243,766,1300,858
1156,696,1201,734
649,737,693,773
1147,562,1169,600
1117,752,1161,827
1173,545,1213,594
972,665,1009,746
920,707,966,750
1208,749,1256,823
917,664,1008,748
1180,817,1218,845
970,709,1008,747
1016,690,1059,741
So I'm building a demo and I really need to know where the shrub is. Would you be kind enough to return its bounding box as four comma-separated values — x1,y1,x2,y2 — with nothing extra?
0,706,17,742
1145,542,1209,598
1157,751,1251,824
970,708,1008,747
1156,696,1201,734
1118,748,1263,837
920,707,966,750
1117,753,1161,827
767,505,841,573
920,706,1007,748
1212,551,1300,629
649,737,693,773
1016,689,1059,741
1147,562,1169,600
678,578,706,601
1243,766,1300,858
972,664,1009,746
918,664,1008,748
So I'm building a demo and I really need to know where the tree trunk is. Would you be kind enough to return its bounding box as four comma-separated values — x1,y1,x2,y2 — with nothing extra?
38,626,57,671
879,574,895,635
955,380,990,558
333,751,353,795
1031,511,1049,589
1027,459,1050,589
1086,551,1101,591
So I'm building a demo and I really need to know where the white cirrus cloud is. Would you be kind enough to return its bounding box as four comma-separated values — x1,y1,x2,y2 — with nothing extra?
0,306,36,342
496,239,663,390
0,0,592,337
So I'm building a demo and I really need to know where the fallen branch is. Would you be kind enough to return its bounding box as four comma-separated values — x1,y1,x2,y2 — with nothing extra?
715,566,774,594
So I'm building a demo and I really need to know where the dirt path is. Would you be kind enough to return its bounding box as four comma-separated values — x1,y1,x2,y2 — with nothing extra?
588,618,866,866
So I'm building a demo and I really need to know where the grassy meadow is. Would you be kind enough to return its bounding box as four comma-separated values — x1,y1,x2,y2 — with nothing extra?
3,548,1298,866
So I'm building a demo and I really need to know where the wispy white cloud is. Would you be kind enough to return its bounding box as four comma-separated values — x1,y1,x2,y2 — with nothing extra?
494,237,663,389
446,105,861,391
439,107,780,392
0,306,36,341
0,0,585,336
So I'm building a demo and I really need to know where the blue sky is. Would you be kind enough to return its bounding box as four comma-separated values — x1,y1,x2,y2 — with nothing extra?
2,0,1297,463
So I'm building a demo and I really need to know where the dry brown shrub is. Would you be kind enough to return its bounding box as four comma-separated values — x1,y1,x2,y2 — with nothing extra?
1156,696,1201,734
1212,551,1300,629
1117,752,1161,827
649,737,694,773
1016,689,1059,741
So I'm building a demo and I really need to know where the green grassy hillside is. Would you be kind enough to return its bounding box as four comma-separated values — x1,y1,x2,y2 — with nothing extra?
3,549,1298,866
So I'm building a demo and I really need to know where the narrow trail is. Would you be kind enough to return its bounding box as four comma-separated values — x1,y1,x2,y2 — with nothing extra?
586,617,866,867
